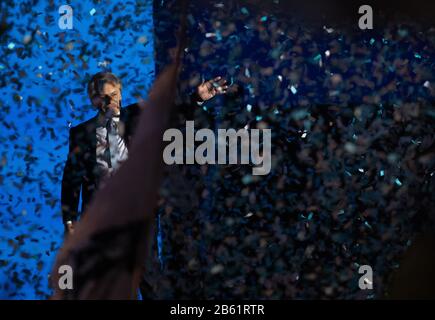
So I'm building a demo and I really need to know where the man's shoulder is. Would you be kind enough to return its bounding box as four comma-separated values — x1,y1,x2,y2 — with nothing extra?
70,115,98,137
121,103,142,124
123,103,141,114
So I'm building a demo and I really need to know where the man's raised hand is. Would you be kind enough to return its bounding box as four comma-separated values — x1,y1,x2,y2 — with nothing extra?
197,76,229,102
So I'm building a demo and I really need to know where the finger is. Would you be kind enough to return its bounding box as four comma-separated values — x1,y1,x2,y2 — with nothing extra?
218,79,227,86
211,81,221,89
204,77,220,87
216,87,226,94
215,85,228,93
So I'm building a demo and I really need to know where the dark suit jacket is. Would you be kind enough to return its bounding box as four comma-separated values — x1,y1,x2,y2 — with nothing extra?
61,103,141,225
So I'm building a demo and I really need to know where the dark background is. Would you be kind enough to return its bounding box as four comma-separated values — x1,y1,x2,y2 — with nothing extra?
152,0,435,299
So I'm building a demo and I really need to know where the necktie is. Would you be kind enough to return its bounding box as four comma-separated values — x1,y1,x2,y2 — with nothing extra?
105,118,119,169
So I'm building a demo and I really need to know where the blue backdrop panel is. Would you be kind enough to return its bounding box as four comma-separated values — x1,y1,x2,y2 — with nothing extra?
0,0,155,299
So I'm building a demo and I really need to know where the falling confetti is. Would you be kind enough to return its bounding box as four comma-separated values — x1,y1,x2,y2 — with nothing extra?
0,0,155,299
1,0,434,301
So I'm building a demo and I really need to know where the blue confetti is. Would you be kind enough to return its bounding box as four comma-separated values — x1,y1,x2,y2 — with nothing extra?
241,7,249,15
215,30,222,41
398,28,409,37
242,175,253,184
394,178,402,186
89,8,96,16
245,68,251,78
247,84,254,96
313,54,321,62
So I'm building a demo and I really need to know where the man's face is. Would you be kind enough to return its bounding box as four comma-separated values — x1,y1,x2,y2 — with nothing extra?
92,82,122,115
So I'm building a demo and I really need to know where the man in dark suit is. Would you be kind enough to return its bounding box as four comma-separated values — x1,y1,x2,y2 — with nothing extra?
61,71,227,235
60,71,227,299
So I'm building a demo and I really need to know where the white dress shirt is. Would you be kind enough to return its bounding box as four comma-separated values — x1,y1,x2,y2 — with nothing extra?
95,112,129,187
